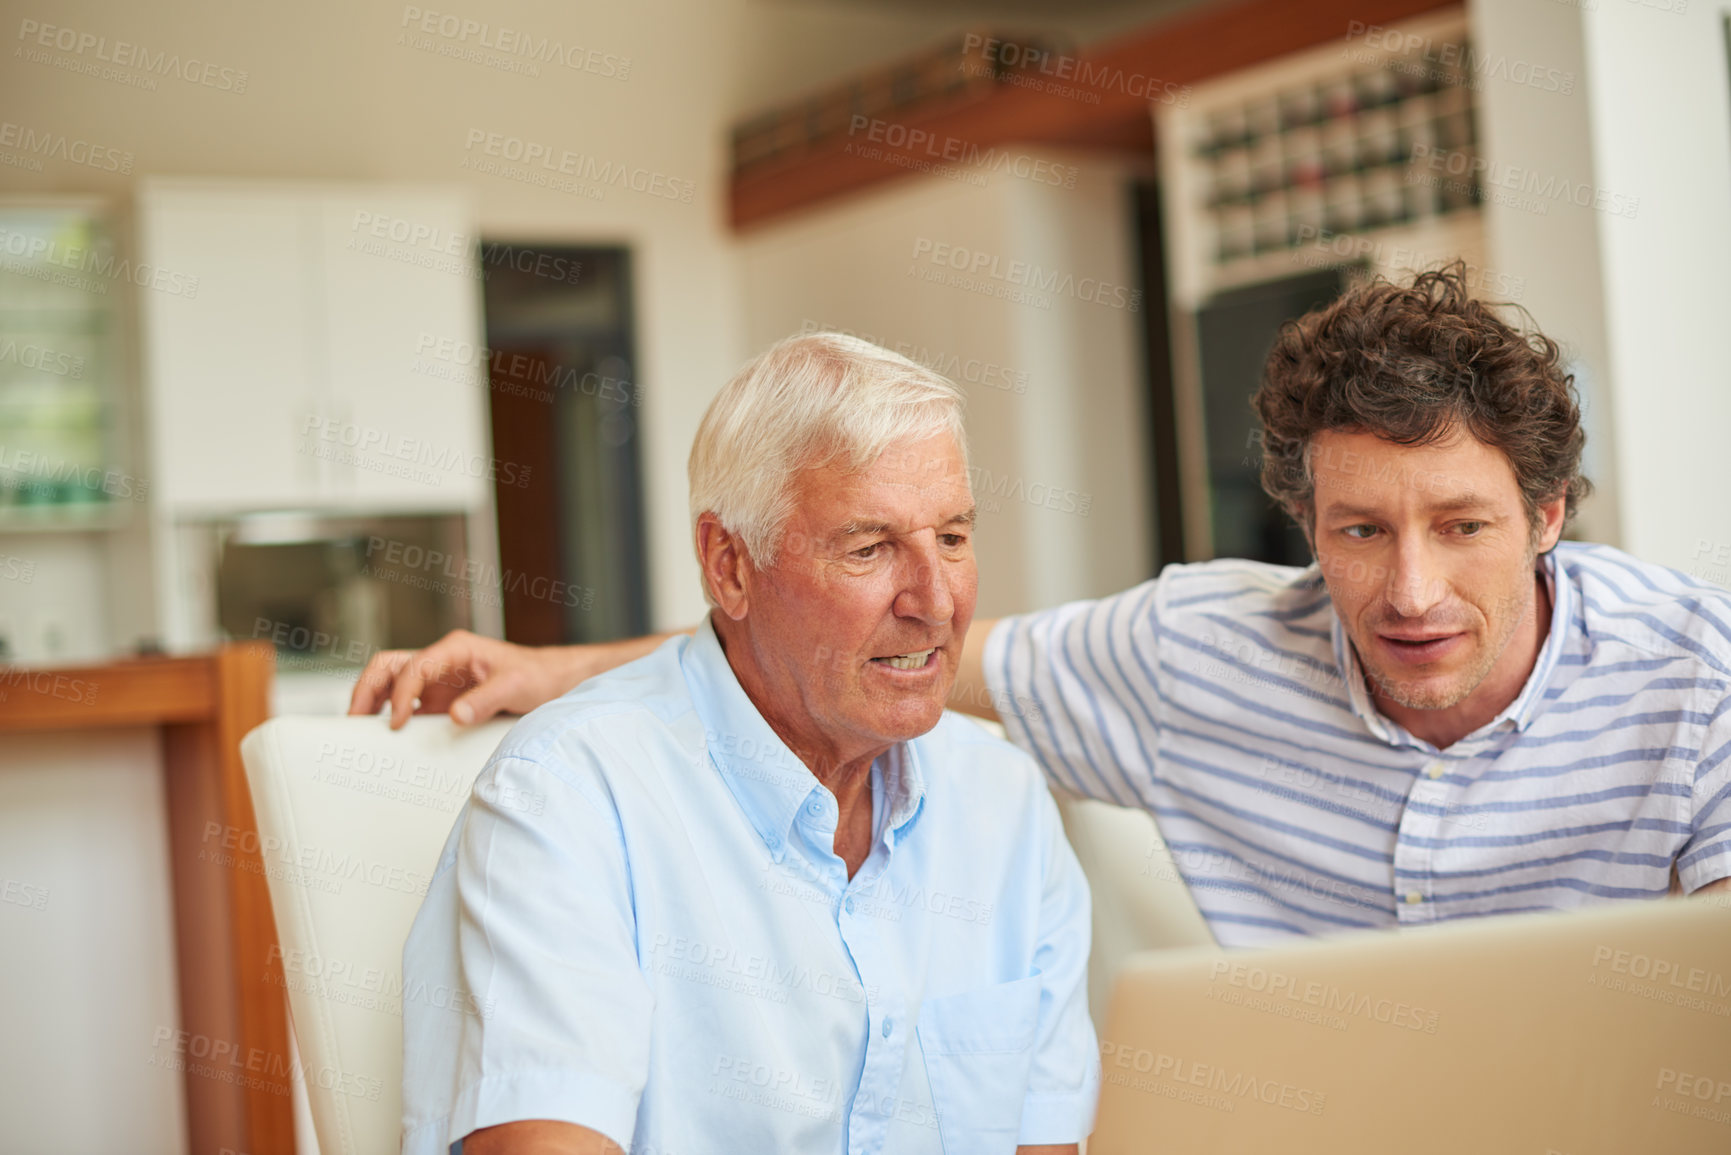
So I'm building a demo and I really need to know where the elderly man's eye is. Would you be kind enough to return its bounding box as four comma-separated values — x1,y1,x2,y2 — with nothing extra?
1457,521,1485,536
940,533,967,548
852,542,882,560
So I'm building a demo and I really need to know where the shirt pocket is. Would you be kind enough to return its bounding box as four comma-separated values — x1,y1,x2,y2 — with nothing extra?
917,974,1042,1155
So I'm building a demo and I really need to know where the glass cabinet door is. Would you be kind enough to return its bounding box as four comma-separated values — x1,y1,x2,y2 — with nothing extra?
0,203,124,522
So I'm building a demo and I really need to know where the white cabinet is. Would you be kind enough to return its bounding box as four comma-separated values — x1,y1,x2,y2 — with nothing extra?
315,191,489,508
137,188,321,511
137,180,489,515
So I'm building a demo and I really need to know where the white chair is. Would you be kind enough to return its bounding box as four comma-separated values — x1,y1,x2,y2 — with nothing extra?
241,713,1212,1154
1057,795,1217,1022
241,715,515,1155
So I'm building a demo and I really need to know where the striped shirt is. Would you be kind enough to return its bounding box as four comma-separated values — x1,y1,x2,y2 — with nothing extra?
985,542,1731,948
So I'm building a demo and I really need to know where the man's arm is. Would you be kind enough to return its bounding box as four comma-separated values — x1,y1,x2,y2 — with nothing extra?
952,616,1001,723
459,1103,1072,1154
464,1120,621,1155
401,752,653,1150
350,618,1005,729
1677,697,1731,896
347,628,680,728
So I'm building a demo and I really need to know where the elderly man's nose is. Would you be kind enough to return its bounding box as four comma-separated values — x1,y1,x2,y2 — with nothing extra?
896,554,953,624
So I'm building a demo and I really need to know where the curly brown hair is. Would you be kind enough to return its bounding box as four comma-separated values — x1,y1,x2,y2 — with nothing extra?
1254,263,1590,536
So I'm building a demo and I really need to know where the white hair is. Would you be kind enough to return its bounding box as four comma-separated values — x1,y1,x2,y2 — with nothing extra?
688,332,969,599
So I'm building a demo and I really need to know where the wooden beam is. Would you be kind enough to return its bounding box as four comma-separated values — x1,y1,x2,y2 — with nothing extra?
214,643,295,1155
163,700,250,1154
730,0,1460,229
163,641,293,1155
0,654,214,731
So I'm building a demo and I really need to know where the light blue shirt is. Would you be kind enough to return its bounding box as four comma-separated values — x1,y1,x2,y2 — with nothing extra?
402,618,1099,1155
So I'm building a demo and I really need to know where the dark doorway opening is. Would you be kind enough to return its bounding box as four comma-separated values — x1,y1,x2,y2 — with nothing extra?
481,245,649,644
1195,268,1349,567
1132,179,1184,574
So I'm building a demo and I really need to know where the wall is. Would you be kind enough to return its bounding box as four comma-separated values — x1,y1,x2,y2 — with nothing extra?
1581,0,1731,575
1474,0,1731,571
0,730,186,1152
1471,0,1621,547
739,152,1154,620
0,533,111,663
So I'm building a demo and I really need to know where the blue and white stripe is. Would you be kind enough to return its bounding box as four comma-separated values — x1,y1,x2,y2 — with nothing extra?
985,542,1731,948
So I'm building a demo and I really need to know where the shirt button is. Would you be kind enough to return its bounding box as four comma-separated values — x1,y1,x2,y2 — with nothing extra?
1425,761,1446,780
882,1018,894,1038
1404,890,1424,905
844,897,855,915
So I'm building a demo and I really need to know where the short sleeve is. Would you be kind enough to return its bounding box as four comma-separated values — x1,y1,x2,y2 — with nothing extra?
407,752,654,1152
1680,695,1731,892
1017,786,1101,1144
983,580,1164,809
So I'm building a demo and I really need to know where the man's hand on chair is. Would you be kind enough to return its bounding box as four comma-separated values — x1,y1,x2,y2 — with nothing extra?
347,630,582,729
347,628,676,729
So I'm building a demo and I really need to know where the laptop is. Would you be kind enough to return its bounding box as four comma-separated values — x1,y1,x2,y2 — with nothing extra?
1089,896,1731,1154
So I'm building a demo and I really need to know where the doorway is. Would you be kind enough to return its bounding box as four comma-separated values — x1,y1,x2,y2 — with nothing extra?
481,244,650,644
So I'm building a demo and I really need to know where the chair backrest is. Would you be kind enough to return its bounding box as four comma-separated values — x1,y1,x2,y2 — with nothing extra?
1056,794,1218,1026
240,715,514,1155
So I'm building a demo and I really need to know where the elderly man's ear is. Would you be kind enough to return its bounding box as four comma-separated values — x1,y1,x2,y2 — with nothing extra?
696,512,754,621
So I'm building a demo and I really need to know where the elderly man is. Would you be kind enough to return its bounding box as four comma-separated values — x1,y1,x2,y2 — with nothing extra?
363,266,1731,951
400,334,1098,1155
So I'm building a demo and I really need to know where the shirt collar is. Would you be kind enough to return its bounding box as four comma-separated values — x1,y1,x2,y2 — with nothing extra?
1331,550,1571,749
875,740,927,850
680,616,926,860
